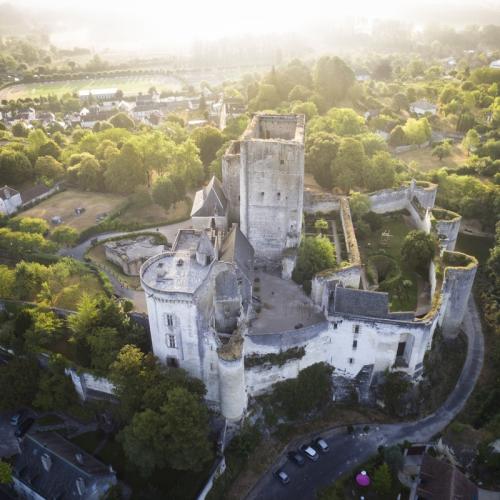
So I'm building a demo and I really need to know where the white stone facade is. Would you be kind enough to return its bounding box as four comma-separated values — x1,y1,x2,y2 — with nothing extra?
140,114,477,421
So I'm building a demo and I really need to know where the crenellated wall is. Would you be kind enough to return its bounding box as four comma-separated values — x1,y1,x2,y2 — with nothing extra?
431,208,461,251
303,189,340,214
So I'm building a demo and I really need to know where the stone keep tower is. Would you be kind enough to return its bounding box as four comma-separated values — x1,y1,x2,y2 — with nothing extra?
222,114,305,261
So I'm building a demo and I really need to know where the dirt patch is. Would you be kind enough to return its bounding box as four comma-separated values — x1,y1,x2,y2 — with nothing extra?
398,143,467,172
20,189,125,232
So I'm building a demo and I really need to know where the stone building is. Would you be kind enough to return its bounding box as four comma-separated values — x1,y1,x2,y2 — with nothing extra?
140,114,477,421
0,185,22,215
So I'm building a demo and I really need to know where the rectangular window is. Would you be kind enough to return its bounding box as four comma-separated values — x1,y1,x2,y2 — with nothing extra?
353,325,360,334
166,357,178,368
348,358,354,364
167,314,173,327
352,340,358,350
333,323,338,329
397,341,406,357
168,335,176,349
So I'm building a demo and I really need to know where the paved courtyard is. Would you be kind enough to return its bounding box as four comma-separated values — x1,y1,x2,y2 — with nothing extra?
250,271,324,334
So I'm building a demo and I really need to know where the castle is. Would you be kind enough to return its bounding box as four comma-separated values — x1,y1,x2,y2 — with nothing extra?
140,114,477,421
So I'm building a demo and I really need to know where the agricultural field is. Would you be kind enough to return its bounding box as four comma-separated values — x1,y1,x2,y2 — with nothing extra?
20,189,126,232
0,74,184,100
397,143,468,171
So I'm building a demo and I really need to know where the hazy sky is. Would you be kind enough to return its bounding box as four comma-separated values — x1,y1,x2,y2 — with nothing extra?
10,0,500,51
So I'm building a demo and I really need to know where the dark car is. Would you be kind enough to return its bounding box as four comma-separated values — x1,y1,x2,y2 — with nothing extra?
288,450,306,466
10,409,27,427
314,437,329,453
273,470,290,485
15,417,34,438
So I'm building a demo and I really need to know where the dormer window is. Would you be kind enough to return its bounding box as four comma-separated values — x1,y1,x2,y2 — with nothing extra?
41,453,52,472
76,477,86,496
277,192,281,198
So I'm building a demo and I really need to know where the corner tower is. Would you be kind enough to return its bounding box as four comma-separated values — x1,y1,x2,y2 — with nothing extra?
228,114,305,262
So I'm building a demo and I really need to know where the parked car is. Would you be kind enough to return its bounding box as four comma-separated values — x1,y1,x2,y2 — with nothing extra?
314,437,329,452
10,410,27,426
274,470,290,485
15,417,34,438
300,444,319,461
288,450,306,466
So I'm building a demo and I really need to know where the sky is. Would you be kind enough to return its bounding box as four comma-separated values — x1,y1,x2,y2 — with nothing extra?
9,0,500,51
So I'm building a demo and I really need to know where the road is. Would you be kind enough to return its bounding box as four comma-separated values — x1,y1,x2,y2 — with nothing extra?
247,297,485,500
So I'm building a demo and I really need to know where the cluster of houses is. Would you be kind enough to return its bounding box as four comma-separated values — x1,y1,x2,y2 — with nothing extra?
0,87,245,132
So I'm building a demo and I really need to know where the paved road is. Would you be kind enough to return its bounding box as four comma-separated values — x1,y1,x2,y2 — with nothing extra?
247,297,484,500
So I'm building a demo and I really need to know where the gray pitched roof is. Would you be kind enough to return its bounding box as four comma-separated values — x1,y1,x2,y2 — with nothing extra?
191,176,228,218
0,185,19,200
333,286,389,318
14,432,116,500
220,224,254,279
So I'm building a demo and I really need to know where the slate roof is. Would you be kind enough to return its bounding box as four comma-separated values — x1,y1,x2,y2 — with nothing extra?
13,431,116,500
0,185,19,200
416,454,477,500
220,224,254,280
332,286,389,319
411,99,437,111
20,184,52,204
191,176,228,218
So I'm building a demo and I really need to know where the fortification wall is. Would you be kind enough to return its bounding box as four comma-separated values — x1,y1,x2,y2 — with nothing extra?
339,197,361,265
311,266,362,309
218,355,246,420
438,251,478,338
369,187,409,213
303,190,340,214
411,181,438,209
221,142,241,223
432,209,461,251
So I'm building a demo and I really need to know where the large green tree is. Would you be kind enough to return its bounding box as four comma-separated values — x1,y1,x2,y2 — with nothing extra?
305,132,339,189
314,56,355,106
333,138,367,193
365,152,396,191
0,356,40,411
401,230,436,275
191,126,224,172
0,149,33,184
292,236,336,293
104,143,146,193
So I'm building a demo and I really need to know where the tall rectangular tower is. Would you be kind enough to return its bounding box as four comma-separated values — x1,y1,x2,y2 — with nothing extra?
236,114,305,261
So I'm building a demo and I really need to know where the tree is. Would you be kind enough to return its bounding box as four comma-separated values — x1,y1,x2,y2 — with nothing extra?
365,152,396,191
33,355,77,412
305,132,339,189
12,122,28,137
0,461,12,485
392,92,409,111
288,84,312,102
333,138,367,193
432,140,452,161
14,217,49,234
462,129,480,155
314,56,355,106
373,463,392,496
0,356,40,411
403,118,432,145
249,83,281,111
349,192,371,220
191,126,224,171
152,174,186,211
24,308,63,349
388,125,408,147
384,445,404,475
290,101,318,120
87,327,122,373
105,143,146,193
292,236,336,293
0,149,33,184
314,218,329,233
381,371,412,416
272,363,333,419
77,155,104,191
109,112,134,130
401,230,436,275
34,155,65,180
38,140,61,159
50,226,78,247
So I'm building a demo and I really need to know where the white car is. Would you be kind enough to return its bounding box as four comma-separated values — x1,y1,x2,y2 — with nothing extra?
300,444,319,461
314,437,329,452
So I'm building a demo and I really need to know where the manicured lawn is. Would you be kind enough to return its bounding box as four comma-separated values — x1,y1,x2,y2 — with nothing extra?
397,143,467,172
0,74,184,100
20,189,126,232
360,215,418,312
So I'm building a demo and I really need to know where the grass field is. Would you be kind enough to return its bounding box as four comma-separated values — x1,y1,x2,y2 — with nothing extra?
0,74,184,100
114,197,191,227
20,189,126,232
397,143,468,172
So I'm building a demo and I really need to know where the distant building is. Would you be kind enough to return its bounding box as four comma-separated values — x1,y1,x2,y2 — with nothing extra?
410,100,438,116
0,185,22,215
15,108,36,121
78,88,119,102
12,431,117,500
355,72,371,82
489,59,500,70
